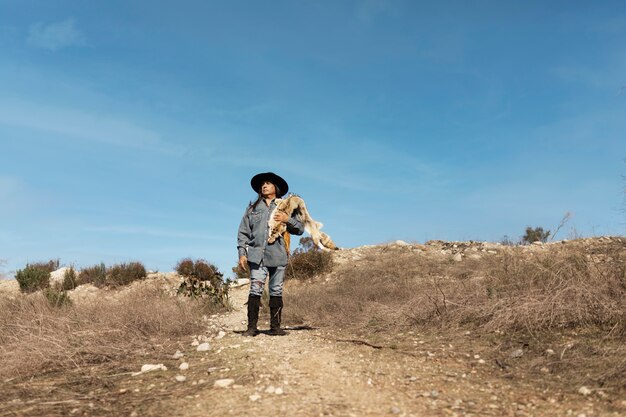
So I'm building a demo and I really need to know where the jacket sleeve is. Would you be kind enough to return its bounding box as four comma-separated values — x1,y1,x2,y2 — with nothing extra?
286,212,305,236
237,210,251,258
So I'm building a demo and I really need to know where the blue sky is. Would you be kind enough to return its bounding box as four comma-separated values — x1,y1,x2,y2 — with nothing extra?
1,1,625,278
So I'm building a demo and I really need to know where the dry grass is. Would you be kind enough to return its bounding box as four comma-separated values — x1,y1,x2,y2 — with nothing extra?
0,283,216,380
286,241,626,389
0,281,228,415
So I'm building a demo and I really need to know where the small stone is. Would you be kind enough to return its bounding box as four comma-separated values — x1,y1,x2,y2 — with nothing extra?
390,406,401,414
172,350,184,359
214,378,235,388
175,375,187,382
197,342,210,352
133,363,167,376
540,367,549,373
249,394,261,402
430,390,439,398
265,385,276,394
478,359,486,364
452,253,463,262
216,331,226,339
179,362,189,371
509,348,524,358
578,386,592,396
275,387,284,395
191,340,200,346
546,349,555,356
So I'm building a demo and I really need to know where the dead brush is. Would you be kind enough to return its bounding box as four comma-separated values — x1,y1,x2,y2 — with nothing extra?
0,282,214,381
286,242,626,388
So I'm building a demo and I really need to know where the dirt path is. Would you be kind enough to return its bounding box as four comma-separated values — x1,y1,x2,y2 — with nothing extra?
165,285,622,417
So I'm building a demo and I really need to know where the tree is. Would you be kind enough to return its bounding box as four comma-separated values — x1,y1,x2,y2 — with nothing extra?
522,227,551,244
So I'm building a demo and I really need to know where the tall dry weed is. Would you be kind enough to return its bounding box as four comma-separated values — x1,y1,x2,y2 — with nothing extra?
0,283,219,381
286,243,626,387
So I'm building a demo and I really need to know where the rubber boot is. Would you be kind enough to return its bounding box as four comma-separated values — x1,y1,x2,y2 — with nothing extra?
243,295,260,337
267,296,287,336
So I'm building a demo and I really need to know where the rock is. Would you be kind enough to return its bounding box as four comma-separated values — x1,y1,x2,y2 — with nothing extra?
452,253,463,262
274,387,284,395
390,406,401,414
175,375,187,382
578,386,592,396
179,362,189,371
50,267,71,283
430,390,439,398
249,394,261,402
236,278,250,286
545,349,555,356
509,348,524,358
393,240,409,246
191,340,200,346
265,385,276,394
214,378,235,388
197,342,210,352
132,364,167,376
172,350,184,359
215,331,226,339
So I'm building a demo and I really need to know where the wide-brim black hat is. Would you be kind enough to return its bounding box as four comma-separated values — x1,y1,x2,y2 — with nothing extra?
250,172,289,197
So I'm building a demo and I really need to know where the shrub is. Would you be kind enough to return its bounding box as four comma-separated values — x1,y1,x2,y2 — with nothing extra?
522,226,550,244
175,258,195,277
15,262,53,293
176,258,228,305
78,263,107,287
61,267,78,291
286,237,333,280
106,262,147,287
43,287,72,307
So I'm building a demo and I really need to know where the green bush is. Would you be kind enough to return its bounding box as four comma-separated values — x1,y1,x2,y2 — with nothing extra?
106,262,147,287
43,287,72,307
15,262,54,293
78,263,107,287
61,267,78,291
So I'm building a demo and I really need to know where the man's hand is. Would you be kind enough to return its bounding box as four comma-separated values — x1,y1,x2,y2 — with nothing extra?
273,211,289,223
239,255,248,270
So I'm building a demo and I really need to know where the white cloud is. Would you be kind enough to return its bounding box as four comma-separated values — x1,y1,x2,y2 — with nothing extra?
26,18,86,51
0,98,183,154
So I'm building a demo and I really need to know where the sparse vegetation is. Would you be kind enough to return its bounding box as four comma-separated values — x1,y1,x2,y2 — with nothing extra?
61,266,78,291
78,263,107,287
286,239,626,389
0,282,225,416
106,261,147,287
176,258,229,305
522,226,551,244
15,260,57,293
43,287,72,307
286,237,333,280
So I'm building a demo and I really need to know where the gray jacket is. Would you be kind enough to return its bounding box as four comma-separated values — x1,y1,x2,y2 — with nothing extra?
237,199,305,267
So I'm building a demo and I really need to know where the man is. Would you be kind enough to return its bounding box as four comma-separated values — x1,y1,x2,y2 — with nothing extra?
237,172,304,336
